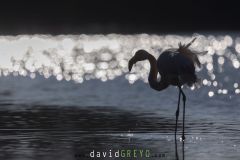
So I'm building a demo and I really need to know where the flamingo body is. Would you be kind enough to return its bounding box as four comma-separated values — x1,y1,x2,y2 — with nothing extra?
157,50,197,86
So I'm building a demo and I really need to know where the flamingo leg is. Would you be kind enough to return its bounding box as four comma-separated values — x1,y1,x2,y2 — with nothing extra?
174,88,181,160
175,88,181,137
180,88,186,140
182,139,185,160
175,133,179,160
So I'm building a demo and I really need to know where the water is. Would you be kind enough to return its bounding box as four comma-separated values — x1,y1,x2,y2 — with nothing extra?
0,33,239,159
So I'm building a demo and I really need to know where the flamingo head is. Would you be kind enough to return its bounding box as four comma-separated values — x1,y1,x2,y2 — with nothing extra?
128,49,149,72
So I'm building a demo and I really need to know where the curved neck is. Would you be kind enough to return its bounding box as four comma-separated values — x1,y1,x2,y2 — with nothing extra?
147,53,168,91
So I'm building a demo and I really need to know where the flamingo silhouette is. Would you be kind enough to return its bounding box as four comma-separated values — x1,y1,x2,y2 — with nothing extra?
128,38,206,140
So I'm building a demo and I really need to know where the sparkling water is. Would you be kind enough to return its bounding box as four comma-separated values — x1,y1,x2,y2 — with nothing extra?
0,33,239,160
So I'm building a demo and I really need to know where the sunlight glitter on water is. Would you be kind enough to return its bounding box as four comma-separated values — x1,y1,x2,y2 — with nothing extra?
0,34,239,97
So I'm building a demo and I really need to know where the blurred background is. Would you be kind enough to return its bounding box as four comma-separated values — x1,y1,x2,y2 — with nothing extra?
0,0,239,34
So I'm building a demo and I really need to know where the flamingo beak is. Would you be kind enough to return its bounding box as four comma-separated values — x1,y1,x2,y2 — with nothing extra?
128,58,135,72
128,60,133,72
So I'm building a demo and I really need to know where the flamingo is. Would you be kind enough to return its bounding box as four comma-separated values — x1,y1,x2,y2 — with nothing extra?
128,38,206,140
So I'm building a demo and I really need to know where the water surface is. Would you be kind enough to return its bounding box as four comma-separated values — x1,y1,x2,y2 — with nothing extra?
0,33,239,159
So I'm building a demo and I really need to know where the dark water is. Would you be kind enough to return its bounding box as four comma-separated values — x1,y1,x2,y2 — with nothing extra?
0,75,239,160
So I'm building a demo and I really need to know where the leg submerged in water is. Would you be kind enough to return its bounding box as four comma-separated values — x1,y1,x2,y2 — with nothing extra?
175,88,181,160
175,88,181,136
180,88,186,140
